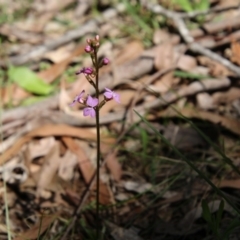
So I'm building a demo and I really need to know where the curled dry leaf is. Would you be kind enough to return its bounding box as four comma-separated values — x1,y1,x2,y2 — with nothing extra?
198,56,232,76
58,150,78,181
27,136,55,160
230,40,240,65
36,143,62,198
158,107,240,136
105,149,122,182
212,87,240,105
62,137,94,184
153,29,180,45
177,55,197,71
196,92,216,110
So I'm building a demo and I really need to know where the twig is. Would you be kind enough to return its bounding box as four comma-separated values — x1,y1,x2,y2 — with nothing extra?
144,3,240,76
1,4,125,66
180,4,240,19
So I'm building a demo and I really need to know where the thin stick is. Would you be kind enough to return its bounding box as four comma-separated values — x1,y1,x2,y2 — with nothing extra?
144,3,240,76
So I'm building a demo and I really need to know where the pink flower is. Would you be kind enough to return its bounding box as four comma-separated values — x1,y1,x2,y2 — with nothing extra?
69,90,85,106
76,67,93,75
104,88,120,103
83,95,99,117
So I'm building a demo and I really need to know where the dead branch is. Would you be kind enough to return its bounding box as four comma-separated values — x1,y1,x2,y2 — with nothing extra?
144,3,240,76
1,3,125,66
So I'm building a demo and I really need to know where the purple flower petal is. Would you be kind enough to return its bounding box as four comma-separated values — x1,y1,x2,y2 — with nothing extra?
83,107,96,117
86,95,98,107
69,90,85,106
104,91,112,99
113,92,120,103
104,88,120,103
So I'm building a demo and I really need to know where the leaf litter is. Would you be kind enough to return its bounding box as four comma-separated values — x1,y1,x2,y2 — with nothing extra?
2,0,240,239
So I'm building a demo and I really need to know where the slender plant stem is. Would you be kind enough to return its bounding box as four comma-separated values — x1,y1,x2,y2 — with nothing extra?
94,50,101,239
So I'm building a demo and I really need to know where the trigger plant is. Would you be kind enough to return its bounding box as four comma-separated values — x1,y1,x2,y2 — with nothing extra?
69,35,120,238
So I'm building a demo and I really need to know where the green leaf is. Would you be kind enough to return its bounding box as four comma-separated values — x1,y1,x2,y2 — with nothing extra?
216,200,224,227
172,0,193,12
194,0,210,11
174,70,210,79
8,66,54,95
202,200,212,223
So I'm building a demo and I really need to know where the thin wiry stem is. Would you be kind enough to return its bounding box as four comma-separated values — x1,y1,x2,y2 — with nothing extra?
94,49,101,239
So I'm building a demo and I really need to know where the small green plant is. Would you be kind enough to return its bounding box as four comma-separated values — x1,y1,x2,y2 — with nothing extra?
202,199,224,239
172,0,210,13
202,200,240,240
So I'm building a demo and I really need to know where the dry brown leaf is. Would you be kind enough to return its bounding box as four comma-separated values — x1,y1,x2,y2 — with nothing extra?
230,40,240,65
153,29,180,45
13,214,58,240
1,84,31,106
158,107,240,136
177,55,197,71
62,137,94,184
0,124,115,165
196,92,216,110
62,137,113,204
198,56,232,76
105,149,122,182
36,143,62,197
38,44,85,83
218,178,240,189
28,137,55,160
114,41,144,65
154,43,179,70
58,150,78,181
212,87,240,104
153,72,175,93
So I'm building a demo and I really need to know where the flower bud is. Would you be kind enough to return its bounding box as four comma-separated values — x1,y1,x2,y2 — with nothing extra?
85,45,92,53
95,35,100,42
102,57,110,65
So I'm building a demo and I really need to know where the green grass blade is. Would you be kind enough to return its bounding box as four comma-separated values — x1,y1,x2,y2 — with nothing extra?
134,110,240,216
